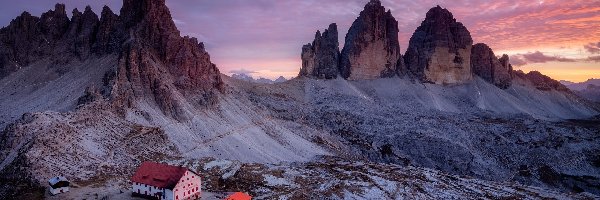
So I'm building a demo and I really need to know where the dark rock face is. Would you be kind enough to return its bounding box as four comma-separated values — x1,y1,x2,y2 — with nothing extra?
498,54,513,79
340,0,401,80
0,12,43,78
94,6,120,54
404,6,473,84
299,23,340,79
40,4,70,41
0,0,224,119
471,43,512,89
111,0,222,119
66,6,100,60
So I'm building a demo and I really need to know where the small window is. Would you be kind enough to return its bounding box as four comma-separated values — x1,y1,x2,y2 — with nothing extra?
176,195,179,200
192,176,194,178
187,178,189,180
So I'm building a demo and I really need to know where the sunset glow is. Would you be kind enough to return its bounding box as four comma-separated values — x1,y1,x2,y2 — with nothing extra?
2,0,598,81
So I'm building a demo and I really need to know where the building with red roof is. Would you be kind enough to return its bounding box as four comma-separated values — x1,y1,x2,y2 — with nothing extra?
131,161,201,200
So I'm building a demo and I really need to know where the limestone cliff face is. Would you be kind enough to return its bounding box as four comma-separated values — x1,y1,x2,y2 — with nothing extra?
471,43,512,89
340,0,401,80
299,23,340,79
404,6,473,84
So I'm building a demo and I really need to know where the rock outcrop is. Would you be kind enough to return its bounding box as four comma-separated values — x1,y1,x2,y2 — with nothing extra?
94,6,120,54
471,43,512,89
299,23,340,79
65,6,100,60
0,0,224,120
514,70,570,92
0,11,44,78
404,6,473,84
339,0,402,80
498,54,513,76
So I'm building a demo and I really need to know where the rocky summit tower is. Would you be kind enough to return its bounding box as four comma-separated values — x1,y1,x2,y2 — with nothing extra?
339,0,402,80
404,6,473,84
299,23,340,79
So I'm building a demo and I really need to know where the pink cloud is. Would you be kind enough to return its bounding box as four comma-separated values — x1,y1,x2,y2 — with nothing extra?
584,42,600,54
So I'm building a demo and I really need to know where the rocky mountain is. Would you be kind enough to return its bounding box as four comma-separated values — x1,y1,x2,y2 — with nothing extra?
0,0,223,122
231,73,287,84
404,5,473,84
513,70,570,92
339,0,402,80
575,84,600,103
471,43,512,89
299,23,340,79
562,79,600,102
562,78,600,91
1,0,599,199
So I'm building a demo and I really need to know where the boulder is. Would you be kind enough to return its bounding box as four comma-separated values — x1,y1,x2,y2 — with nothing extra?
339,0,401,80
404,6,473,84
471,43,512,89
299,23,340,79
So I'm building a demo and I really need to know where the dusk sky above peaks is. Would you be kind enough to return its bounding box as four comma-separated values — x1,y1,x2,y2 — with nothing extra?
1,0,599,82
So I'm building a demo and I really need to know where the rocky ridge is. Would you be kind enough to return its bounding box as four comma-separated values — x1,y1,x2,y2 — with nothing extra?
339,0,402,80
298,2,575,95
299,23,340,79
0,0,223,120
471,43,512,89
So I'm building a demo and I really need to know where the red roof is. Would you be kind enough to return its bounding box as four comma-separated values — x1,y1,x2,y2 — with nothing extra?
226,192,252,200
131,161,194,189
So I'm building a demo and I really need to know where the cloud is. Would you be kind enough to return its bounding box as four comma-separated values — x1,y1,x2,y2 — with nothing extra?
520,51,576,63
588,56,600,62
510,56,528,66
229,68,257,75
510,51,577,66
584,42,600,54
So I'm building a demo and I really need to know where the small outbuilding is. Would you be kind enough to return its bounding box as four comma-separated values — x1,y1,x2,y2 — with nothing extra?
131,161,201,200
48,176,70,195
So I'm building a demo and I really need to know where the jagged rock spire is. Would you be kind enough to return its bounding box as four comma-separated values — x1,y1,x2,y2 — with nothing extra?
299,23,340,79
339,0,402,80
471,43,512,89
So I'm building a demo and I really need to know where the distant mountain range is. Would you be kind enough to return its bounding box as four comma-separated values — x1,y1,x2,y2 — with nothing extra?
561,79,600,102
230,73,287,84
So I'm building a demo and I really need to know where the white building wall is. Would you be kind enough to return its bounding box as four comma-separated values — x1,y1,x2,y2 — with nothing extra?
49,187,69,195
132,182,170,199
172,170,202,200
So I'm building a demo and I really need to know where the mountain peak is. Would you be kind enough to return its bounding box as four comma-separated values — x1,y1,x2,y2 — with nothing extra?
339,0,402,80
405,6,473,84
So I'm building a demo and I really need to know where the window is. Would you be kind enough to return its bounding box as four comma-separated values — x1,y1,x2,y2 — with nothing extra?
176,195,178,200
192,176,194,178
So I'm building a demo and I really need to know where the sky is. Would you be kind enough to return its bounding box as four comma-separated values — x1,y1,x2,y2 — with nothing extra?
0,0,599,82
